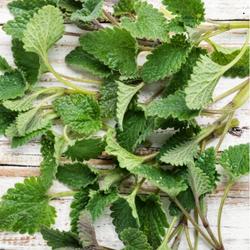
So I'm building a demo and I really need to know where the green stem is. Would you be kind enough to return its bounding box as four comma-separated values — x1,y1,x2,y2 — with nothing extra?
193,209,199,250
171,197,218,249
171,225,184,250
184,223,194,250
63,125,71,143
103,10,119,26
60,73,102,85
49,191,77,200
217,180,235,245
218,21,250,30
142,152,158,162
213,79,249,103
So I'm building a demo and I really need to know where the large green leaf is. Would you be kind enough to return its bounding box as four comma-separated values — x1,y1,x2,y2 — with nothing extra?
136,195,168,249
22,5,64,60
142,35,190,83
65,47,110,78
0,70,26,101
146,90,199,121
220,144,250,180
0,177,56,234
80,27,138,76
121,228,152,250
56,163,97,190
121,1,169,42
53,94,102,135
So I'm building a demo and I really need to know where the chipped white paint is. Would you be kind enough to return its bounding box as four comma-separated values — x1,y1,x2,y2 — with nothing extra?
0,0,249,249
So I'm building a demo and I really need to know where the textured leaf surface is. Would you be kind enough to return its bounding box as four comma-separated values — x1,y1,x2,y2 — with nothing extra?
0,177,56,234
121,1,169,42
121,228,152,250
211,47,249,78
163,0,205,27
12,39,40,85
185,55,225,109
71,0,103,23
0,70,26,101
133,164,188,197
0,56,12,72
65,47,110,78
114,0,135,16
146,90,199,121
86,189,118,221
65,137,105,161
53,94,101,135
0,105,16,135
80,27,138,76
136,195,168,248
111,198,138,237
142,35,190,83
220,144,250,180
57,163,97,190
117,111,155,152
22,5,64,59
40,133,57,189
41,227,81,249
105,130,145,171
116,81,144,129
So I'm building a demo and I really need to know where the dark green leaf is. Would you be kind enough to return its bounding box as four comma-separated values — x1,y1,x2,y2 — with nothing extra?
0,105,17,135
0,56,12,72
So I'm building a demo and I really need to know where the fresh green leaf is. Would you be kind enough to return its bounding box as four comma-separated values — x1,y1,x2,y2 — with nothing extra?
116,81,144,130
146,90,199,121
163,0,205,27
40,132,58,189
111,198,138,237
53,94,102,135
105,129,146,171
220,143,250,180
142,35,190,83
41,227,81,250
65,137,105,161
136,195,168,249
132,164,188,197
117,111,155,152
0,70,26,101
211,47,249,78
185,55,225,110
0,105,16,135
12,39,40,85
71,0,104,23
0,177,56,234
80,27,138,76
121,228,152,250
65,47,110,78
22,5,64,60
113,0,135,16
0,56,12,72
99,79,118,118
86,189,118,221
56,163,97,190
121,1,169,42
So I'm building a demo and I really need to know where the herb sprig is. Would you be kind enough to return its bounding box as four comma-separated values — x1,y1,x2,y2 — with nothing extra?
0,0,249,249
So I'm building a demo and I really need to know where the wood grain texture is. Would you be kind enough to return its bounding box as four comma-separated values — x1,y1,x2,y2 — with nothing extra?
0,0,249,249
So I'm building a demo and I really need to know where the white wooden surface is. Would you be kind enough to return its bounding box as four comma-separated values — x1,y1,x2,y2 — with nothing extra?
0,0,250,249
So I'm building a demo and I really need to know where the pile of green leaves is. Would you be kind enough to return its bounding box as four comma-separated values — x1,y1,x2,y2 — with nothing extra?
0,0,249,249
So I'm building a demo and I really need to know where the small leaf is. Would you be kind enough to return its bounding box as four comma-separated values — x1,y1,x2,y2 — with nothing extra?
0,70,26,101
41,227,81,250
53,94,102,135
56,163,97,190
142,35,190,83
220,143,249,180
163,0,205,27
136,195,168,249
116,81,144,130
0,105,17,135
86,189,118,221
114,0,135,16
22,5,64,60
0,177,56,234
110,198,138,237
80,27,138,76
185,55,226,109
0,56,12,72
146,90,199,121
121,1,169,42
121,228,152,250
65,47,110,78
71,0,104,23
